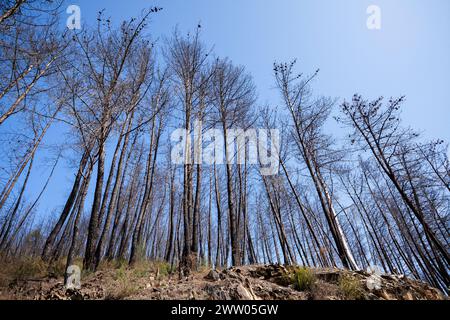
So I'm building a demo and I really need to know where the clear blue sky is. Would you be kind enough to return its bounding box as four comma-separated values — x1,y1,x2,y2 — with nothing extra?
17,0,450,217
68,0,450,138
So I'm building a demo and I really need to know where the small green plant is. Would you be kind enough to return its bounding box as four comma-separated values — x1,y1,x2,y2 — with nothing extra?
113,266,127,281
106,268,139,299
153,261,172,278
113,258,129,270
131,260,151,278
292,267,316,291
338,274,365,300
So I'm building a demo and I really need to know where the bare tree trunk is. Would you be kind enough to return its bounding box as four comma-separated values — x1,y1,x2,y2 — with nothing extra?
223,125,240,266
65,162,93,286
42,150,89,261
129,116,162,265
0,114,55,212
214,163,222,269
94,112,135,267
84,137,106,271
165,167,176,262
0,156,34,251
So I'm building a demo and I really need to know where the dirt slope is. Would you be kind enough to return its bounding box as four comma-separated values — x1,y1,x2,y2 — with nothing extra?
0,264,445,300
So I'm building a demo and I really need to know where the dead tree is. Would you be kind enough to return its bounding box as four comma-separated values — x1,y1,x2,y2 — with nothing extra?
274,60,359,270
165,27,209,275
210,58,256,266
340,95,449,290
0,0,65,126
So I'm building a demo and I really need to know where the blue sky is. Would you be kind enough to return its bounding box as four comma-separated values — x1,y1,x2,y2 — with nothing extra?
68,0,449,139
8,0,450,216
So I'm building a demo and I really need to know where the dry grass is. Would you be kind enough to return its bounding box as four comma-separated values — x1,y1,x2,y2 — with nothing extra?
0,255,174,300
0,256,73,288
292,267,316,291
101,260,172,299
279,266,317,292
338,274,365,300
0,257,46,286
104,268,139,300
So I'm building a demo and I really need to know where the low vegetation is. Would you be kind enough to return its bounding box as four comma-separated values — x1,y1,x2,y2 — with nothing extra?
338,274,365,300
278,266,317,293
0,264,445,300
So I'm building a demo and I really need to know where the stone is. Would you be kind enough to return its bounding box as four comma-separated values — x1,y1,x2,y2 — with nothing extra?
235,284,254,300
205,270,220,282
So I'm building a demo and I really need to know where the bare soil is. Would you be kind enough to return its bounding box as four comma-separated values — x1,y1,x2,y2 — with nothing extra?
0,264,445,300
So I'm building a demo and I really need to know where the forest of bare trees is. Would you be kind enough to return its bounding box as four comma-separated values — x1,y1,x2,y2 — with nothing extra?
0,1,448,295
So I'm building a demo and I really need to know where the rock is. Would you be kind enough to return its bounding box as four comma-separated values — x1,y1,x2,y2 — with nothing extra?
379,290,393,300
366,274,382,291
204,283,230,300
205,270,220,282
235,284,254,300
403,291,414,300
315,269,341,284
223,268,244,281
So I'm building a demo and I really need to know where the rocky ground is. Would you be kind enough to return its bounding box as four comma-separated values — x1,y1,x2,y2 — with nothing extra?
0,264,445,300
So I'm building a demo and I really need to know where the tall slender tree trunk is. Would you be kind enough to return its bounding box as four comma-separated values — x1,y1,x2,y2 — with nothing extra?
42,150,89,261
84,137,106,271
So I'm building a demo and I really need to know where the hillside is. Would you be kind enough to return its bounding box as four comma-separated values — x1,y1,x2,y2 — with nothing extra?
0,264,445,300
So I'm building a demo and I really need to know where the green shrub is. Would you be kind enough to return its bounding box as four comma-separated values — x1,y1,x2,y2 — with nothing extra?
156,261,175,277
338,274,365,300
292,267,316,291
